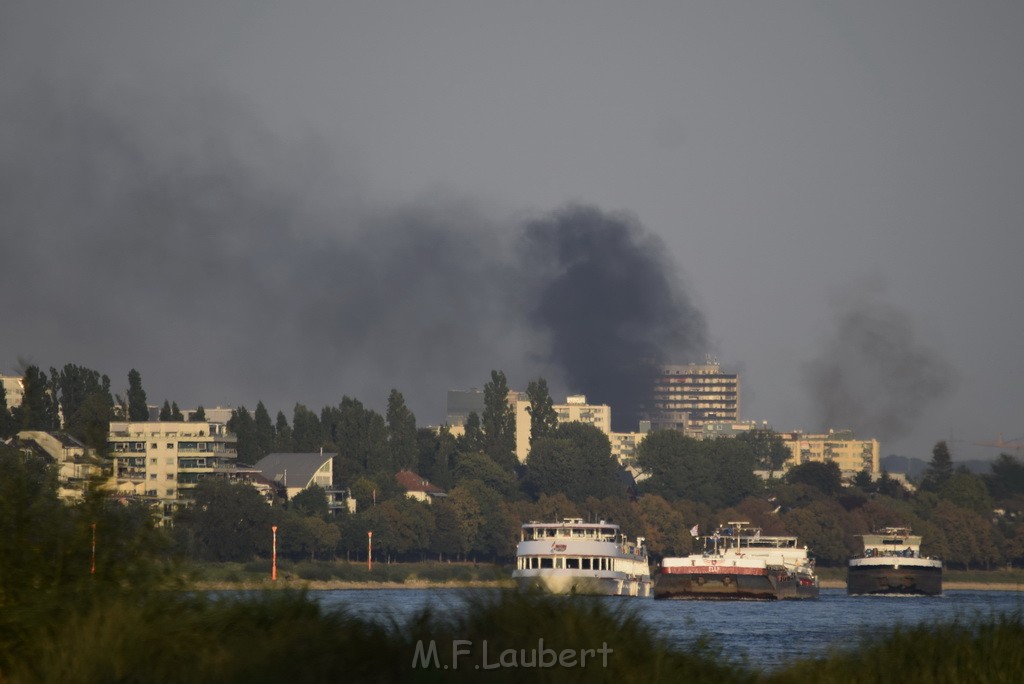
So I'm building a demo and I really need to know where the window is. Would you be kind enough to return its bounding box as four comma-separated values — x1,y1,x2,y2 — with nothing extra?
166,443,173,449
540,558,553,569
150,473,157,479
151,443,157,449
166,489,175,496
150,458,157,464
166,473,175,480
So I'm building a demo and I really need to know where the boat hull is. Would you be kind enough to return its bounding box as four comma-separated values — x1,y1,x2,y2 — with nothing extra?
846,563,942,596
654,566,819,601
513,570,652,597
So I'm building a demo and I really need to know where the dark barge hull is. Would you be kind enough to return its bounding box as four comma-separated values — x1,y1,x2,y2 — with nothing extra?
846,565,942,595
653,570,819,601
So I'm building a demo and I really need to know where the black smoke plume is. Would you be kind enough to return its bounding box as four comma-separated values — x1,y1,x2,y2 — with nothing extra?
0,82,707,429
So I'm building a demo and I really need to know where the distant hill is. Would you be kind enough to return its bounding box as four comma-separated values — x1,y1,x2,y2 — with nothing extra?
881,455,995,481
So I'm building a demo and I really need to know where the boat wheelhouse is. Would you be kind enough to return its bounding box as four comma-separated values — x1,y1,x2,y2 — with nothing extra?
512,518,652,597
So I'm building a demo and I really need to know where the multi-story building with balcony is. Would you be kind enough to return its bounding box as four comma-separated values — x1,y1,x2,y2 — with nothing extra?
778,429,880,480
107,421,237,514
646,360,740,432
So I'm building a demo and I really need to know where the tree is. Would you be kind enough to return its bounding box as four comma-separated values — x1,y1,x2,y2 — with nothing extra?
289,484,329,518
451,452,519,499
52,364,113,440
51,364,113,451
636,431,759,508
635,494,692,558
227,407,258,463
325,397,388,479
126,369,149,422
292,404,323,452
523,423,623,502
159,400,173,421
0,382,14,439
987,454,1024,503
170,402,184,422
921,441,954,491
13,366,59,431
780,499,854,566
481,370,517,470
460,412,484,453
525,377,558,446
273,411,295,452
191,405,206,422
785,461,844,496
736,429,790,476
936,471,993,515
172,479,275,562
253,402,275,459
416,426,456,489
386,389,418,471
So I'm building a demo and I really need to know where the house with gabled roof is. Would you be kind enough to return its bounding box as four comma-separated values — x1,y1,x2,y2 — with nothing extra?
395,469,446,503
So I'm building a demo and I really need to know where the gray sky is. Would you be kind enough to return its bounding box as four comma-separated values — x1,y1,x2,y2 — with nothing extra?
2,1,1022,460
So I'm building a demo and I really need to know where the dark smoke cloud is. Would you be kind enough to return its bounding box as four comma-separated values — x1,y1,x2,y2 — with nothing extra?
522,208,708,430
0,81,706,429
802,286,954,442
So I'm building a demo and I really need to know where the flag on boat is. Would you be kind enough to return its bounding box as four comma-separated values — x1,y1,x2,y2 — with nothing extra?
753,529,761,540
689,524,699,537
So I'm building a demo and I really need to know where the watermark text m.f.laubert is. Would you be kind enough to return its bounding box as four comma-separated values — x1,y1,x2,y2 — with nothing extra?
412,639,613,670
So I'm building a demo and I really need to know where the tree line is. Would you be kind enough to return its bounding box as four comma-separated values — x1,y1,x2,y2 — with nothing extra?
3,363,1024,569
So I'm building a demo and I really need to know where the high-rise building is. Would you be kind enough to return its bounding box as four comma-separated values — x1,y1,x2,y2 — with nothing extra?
647,360,739,433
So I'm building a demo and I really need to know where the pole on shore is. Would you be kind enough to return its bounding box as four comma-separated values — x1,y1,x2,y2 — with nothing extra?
272,525,278,581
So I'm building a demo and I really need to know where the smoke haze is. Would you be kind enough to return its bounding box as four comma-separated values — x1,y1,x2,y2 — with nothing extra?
0,81,707,428
802,286,954,442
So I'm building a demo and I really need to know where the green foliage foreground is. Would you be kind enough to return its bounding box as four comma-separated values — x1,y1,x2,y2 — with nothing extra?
2,589,1021,684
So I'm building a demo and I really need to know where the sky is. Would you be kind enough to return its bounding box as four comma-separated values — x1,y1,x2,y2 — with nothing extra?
1,1,1022,460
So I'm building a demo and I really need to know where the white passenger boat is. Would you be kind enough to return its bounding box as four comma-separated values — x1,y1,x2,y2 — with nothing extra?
512,518,652,597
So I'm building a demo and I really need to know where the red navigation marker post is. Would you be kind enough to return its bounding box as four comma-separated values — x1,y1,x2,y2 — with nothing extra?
272,525,278,581
91,522,97,575
368,531,373,572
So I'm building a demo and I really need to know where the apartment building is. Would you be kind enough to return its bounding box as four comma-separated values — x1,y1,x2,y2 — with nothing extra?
647,361,740,432
107,421,237,513
779,429,880,480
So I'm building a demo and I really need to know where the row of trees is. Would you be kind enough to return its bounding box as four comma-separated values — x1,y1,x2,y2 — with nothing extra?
5,361,1024,569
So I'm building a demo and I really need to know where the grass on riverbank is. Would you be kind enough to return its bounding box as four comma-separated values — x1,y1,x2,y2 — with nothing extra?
4,588,1021,683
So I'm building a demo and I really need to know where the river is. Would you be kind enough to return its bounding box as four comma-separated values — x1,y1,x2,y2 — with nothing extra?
309,587,1024,670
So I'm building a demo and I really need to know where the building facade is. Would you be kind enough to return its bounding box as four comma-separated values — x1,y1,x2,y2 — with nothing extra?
107,421,237,513
1,374,24,409
647,361,740,432
779,429,880,480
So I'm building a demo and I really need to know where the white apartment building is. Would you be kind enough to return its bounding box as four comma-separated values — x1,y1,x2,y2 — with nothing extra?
107,421,238,513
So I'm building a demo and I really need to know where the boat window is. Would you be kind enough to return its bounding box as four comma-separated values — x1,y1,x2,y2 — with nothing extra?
582,558,591,570
555,558,563,569
540,558,553,569
566,558,579,569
